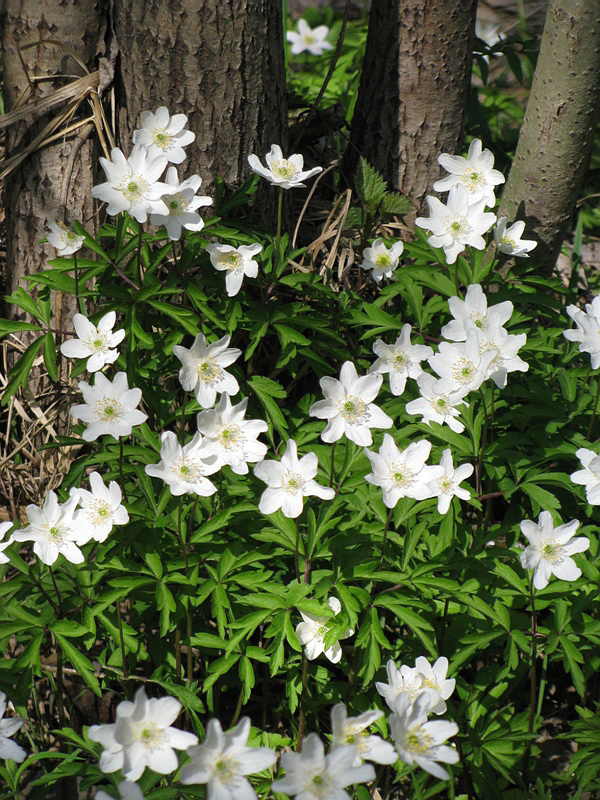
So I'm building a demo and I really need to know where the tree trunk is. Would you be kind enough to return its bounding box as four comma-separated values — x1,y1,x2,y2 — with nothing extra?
345,0,477,211
1,0,106,314
497,0,600,273
113,0,287,195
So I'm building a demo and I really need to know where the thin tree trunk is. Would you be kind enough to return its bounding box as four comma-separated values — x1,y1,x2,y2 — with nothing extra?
1,0,105,308
345,0,477,211
113,0,287,195
497,0,600,273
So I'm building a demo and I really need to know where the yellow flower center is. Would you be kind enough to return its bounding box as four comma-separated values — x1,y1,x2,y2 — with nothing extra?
152,128,173,150
119,173,150,203
339,396,368,424
272,159,299,182
405,726,433,755
197,359,223,386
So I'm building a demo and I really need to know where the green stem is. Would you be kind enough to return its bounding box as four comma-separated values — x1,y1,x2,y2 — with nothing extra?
274,186,284,276
73,253,84,315
586,377,600,440
329,441,337,488
523,576,537,783
55,637,66,728
297,650,309,748
175,625,182,683
230,687,245,728
294,520,301,582
377,508,394,568
117,437,129,681
136,224,144,286
411,767,424,800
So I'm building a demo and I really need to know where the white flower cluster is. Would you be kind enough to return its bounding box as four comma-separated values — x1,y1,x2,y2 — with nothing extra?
367,283,528,437
86,678,458,797
9,471,129,566
411,138,536,265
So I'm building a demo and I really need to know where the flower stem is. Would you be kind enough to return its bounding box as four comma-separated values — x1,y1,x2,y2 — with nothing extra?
294,520,301,582
586,377,600,440
297,650,309,748
411,767,424,800
377,508,394,568
175,625,182,683
54,636,66,728
73,252,85,315
274,186,284,276
136,224,144,286
329,441,337,488
523,576,538,783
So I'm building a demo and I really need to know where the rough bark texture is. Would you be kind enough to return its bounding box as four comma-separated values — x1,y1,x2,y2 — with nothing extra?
345,0,477,211
114,0,287,194
497,0,600,273
1,0,105,315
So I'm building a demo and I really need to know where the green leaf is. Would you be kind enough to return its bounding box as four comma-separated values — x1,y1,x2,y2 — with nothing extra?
381,192,412,216
43,332,59,382
0,319,43,338
2,336,45,404
54,634,101,695
355,157,388,209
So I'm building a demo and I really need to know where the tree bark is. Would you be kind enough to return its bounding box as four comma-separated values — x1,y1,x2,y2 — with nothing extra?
345,0,477,211
1,0,106,315
113,0,287,195
497,0,600,273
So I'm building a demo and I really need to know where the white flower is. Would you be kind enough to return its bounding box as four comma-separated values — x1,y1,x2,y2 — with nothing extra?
286,19,333,56
254,439,334,518
520,511,590,590
96,781,146,800
295,597,354,664
370,325,433,396
413,657,456,714
0,692,26,763
365,434,443,508
376,661,437,712
11,491,88,566
405,374,468,433
88,687,198,782
272,733,375,800
71,372,147,442
0,521,14,564
389,693,459,781
309,361,393,446
415,185,496,265
70,471,129,543
571,448,600,505
46,210,84,255
330,704,397,767
196,395,268,475
180,717,276,797
494,217,537,257
475,19,504,49
426,450,473,514
92,145,176,223
466,311,529,389
440,283,513,342
60,312,125,372
145,431,219,496
133,106,195,164
428,335,495,393
361,238,404,284
206,242,262,297
150,167,212,240
433,138,505,207
248,145,322,190
173,333,241,409
563,296,600,369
